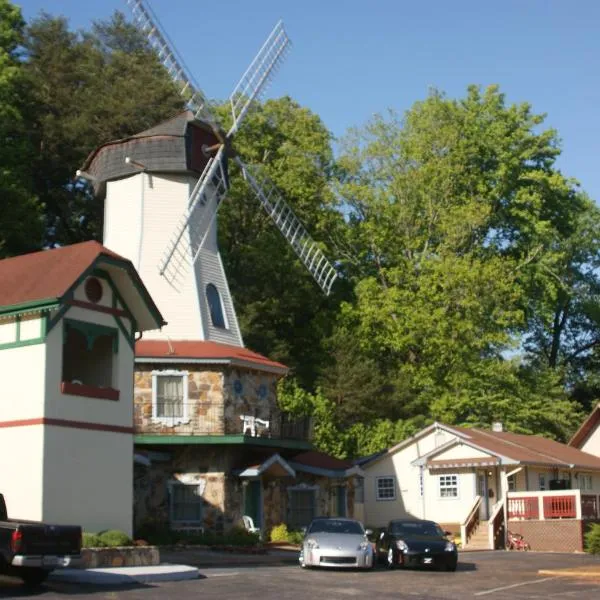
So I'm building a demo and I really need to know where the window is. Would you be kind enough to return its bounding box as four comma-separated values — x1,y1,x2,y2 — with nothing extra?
288,488,316,529
354,477,364,504
507,474,517,492
61,319,119,400
206,284,227,329
438,474,458,498
376,476,396,501
169,481,203,525
152,370,189,425
580,474,593,491
539,474,547,491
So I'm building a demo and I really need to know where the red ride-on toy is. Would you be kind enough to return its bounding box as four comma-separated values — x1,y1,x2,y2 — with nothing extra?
507,531,530,551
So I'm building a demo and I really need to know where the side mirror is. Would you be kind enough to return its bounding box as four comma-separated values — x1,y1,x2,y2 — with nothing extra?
379,531,386,540
365,529,373,536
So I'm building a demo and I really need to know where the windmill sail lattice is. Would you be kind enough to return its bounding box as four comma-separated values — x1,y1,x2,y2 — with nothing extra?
237,158,338,296
128,0,338,296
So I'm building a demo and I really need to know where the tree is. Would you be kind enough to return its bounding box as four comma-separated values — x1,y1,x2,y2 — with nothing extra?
216,97,345,388
333,85,596,441
22,11,184,246
0,0,43,257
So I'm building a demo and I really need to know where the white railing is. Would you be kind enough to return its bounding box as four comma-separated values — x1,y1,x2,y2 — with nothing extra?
460,495,482,548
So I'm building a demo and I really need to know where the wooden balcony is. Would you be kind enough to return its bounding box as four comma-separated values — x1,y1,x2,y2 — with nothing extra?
507,490,600,520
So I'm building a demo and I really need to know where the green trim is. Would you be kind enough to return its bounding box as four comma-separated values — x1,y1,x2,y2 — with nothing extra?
64,318,119,352
114,315,134,351
0,337,45,351
47,304,71,334
0,299,60,319
134,434,313,450
40,312,48,337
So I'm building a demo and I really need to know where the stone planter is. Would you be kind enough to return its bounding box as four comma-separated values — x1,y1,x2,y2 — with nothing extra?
82,546,160,568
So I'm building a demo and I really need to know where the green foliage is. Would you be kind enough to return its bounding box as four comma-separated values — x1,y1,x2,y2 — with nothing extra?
81,532,104,548
269,523,289,543
134,521,259,547
97,529,133,547
584,523,600,554
269,523,303,544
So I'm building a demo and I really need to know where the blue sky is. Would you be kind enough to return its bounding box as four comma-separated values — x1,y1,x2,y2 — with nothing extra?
17,0,600,201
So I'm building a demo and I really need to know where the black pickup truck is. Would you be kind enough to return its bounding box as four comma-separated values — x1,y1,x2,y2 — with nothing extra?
0,493,82,585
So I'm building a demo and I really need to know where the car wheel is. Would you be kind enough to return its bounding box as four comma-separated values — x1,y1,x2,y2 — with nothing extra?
386,547,396,569
19,567,49,586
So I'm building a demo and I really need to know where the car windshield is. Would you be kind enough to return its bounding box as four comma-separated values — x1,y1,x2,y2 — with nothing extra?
308,519,364,535
390,522,444,537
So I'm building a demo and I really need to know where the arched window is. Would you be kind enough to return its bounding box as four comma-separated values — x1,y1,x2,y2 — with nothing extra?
206,284,227,329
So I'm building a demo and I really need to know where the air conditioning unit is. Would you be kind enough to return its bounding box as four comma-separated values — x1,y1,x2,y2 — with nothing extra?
548,479,570,490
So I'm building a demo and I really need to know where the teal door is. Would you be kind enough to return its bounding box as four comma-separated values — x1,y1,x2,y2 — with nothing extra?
244,480,261,527
337,486,347,517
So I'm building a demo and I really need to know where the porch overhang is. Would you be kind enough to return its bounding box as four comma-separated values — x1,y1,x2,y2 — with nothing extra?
288,462,364,479
427,457,501,469
236,453,296,478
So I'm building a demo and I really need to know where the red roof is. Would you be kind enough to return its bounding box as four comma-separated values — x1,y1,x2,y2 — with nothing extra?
291,450,354,471
135,339,287,373
450,426,600,471
0,241,125,309
569,403,600,449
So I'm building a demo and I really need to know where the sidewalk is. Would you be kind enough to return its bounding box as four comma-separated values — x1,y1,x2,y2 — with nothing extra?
48,546,300,586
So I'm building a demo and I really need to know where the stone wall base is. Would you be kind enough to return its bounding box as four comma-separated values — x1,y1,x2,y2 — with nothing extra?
82,546,160,568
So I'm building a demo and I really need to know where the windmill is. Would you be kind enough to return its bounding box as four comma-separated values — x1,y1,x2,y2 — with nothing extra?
78,0,337,346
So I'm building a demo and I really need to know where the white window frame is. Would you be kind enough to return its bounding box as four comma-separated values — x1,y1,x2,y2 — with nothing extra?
151,370,189,425
538,473,547,491
507,474,517,492
438,474,459,499
580,474,593,491
168,478,204,527
375,476,396,501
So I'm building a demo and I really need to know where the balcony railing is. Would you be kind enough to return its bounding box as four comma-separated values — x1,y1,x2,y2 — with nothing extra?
134,401,312,442
507,489,600,521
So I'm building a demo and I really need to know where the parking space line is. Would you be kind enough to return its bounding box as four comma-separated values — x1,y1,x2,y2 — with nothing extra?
474,576,558,596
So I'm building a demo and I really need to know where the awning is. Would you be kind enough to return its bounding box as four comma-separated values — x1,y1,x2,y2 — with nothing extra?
428,457,500,469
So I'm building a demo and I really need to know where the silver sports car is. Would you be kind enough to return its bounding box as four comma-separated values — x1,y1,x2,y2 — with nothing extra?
299,517,374,569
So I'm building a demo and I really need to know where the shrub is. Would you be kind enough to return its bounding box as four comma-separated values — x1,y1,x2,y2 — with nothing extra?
270,523,289,543
97,529,133,547
287,530,304,544
82,532,104,548
585,523,600,554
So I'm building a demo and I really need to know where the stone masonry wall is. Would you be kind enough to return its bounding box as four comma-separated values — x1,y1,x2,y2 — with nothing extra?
134,364,281,436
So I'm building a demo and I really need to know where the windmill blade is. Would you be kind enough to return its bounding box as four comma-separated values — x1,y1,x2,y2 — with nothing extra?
159,146,229,285
236,157,338,296
227,21,291,137
126,0,222,136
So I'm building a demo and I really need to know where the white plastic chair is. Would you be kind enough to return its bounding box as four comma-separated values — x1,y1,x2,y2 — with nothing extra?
242,515,260,533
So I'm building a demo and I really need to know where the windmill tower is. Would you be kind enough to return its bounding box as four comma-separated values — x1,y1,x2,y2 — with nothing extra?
78,0,337,347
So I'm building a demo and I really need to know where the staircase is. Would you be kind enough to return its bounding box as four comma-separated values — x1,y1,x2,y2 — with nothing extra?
464,520,490,550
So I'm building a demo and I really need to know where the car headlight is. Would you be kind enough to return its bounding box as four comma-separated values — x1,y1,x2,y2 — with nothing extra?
396,540,408,551
444,541,456,552
306,538,319,550
358,541,370,551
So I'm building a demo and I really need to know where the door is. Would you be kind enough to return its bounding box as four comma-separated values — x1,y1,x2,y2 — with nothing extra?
244,480,262,528
336,486,347,517
477,472,489,520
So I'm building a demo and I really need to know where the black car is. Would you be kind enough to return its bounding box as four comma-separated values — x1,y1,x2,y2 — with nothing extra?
376,519,458,571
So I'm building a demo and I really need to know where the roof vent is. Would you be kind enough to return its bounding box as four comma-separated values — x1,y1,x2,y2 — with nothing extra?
492,421,503,432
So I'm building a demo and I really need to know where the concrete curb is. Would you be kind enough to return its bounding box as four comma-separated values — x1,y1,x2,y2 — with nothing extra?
538,569,600,579
49,564,199,585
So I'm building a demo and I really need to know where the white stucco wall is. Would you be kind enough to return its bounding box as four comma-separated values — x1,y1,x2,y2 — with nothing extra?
433,443,491,460
422,470,476,523
42,426,133,534
0,428,45,521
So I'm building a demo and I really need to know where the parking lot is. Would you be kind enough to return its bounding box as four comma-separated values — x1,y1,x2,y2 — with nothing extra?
1,551,599,599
